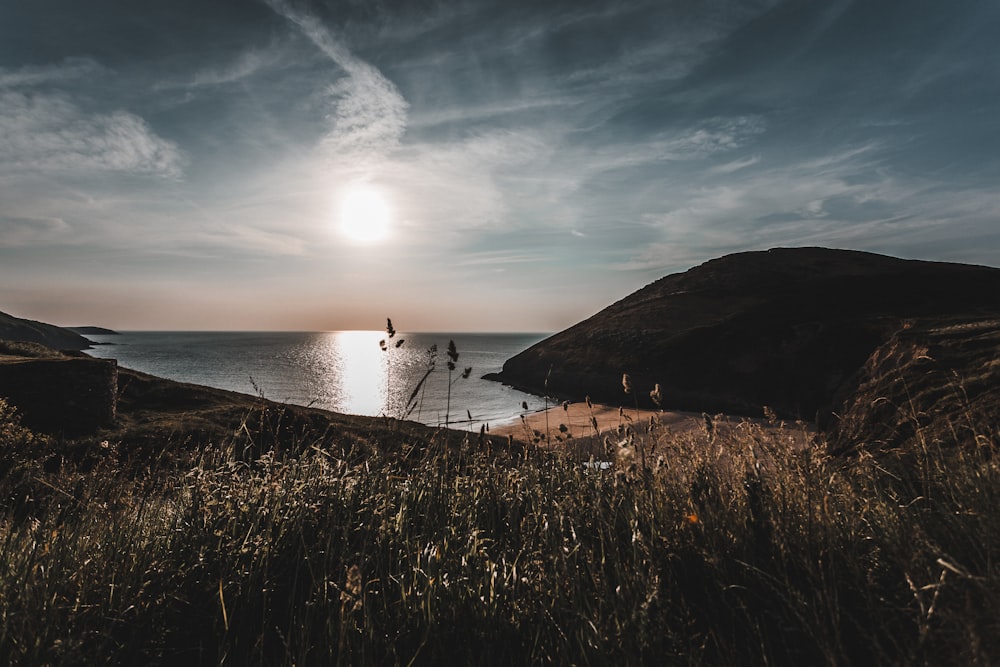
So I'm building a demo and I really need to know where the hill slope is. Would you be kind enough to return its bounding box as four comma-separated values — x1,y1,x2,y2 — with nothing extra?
826,317,1000,455
0,310,93,350
489,247,1000,421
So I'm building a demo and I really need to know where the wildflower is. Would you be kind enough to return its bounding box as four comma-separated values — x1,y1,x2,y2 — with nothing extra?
341,564,363,612
650,383,662,407
763,405,777,425
443,340,463,427
684,513,699,525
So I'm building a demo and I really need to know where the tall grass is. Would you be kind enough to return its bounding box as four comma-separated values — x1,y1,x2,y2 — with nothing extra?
0,390,997,665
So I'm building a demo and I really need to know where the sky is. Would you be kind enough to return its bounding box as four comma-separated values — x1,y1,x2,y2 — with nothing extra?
1,0,999,332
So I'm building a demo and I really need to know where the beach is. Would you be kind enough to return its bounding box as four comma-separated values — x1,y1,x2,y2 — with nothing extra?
489,400,707,439
489,400,816,452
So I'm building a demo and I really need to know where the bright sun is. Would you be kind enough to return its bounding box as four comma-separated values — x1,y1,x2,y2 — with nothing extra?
338,185,392,244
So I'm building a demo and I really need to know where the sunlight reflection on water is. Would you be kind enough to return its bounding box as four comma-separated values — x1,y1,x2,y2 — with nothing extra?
85,330,550,430
323,331,389,417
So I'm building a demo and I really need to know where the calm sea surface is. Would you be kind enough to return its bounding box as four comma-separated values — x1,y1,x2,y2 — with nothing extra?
85,332,549,430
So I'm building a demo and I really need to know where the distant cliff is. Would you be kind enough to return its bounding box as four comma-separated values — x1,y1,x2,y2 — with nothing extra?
489,247,1000,422
68,326,120,336
0,310,94,351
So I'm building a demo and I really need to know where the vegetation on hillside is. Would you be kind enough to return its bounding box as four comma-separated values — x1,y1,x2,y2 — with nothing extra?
1,378,997,665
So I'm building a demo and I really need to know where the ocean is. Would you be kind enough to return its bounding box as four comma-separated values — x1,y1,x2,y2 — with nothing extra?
84,331,549,430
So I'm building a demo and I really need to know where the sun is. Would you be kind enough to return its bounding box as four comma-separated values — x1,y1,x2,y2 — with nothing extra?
338,185,392,244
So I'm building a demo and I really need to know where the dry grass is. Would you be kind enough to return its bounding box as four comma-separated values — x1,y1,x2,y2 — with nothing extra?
0,381,997,665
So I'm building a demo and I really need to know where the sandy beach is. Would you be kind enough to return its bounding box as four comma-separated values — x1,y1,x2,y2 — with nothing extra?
489,400,816,453
488,401,708,440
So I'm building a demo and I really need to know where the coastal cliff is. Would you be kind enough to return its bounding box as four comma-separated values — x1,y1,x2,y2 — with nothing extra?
0,310,94,351
489,247,1000,422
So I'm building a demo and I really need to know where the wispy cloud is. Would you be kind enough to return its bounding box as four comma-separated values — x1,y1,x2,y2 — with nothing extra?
587,116,766,173
0,216,70,247
0,60,180,177
0,91,184,178
264,0,408,167
613,140,1000,272
457,250,546,267
156,48,283,89
0,57,107,88
709,154,761,174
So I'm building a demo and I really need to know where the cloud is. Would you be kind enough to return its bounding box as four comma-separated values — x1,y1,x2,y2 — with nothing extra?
660,117,767,160
264,0,408,167
0,91,183,178
612,139,1000,272
375,128,559,240
709,154,761,174
0,216,70,247
588,116,766,173
166,48,281,88
457,250,546,267
407,94,579,130
0,57,107,88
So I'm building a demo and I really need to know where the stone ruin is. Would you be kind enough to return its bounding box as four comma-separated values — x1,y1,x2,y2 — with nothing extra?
0,343,117,435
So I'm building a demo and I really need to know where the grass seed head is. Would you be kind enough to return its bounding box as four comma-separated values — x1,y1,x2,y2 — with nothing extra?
650,383,662,407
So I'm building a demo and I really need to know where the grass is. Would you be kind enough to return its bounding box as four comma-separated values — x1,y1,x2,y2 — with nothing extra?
0,383,998,666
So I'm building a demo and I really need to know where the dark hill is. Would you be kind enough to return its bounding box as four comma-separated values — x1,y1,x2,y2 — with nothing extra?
489,247,1000,422
68,326,120,336
0,310,93,351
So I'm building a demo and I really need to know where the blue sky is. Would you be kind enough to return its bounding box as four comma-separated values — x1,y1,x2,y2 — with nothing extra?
1,0,998,331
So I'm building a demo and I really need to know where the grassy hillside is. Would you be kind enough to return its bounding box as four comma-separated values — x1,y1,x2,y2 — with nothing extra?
2,252,999,664
0,377,996,665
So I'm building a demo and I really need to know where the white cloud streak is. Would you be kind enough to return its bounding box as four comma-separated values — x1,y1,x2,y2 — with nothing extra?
168,48,281,88
709,154,761,174
264,0,408,166
587,116,766,173
0,58,107,88
0,84,183,178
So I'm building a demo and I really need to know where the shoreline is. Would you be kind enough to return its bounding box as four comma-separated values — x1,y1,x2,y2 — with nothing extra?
488,400,817,452
488,401,708,439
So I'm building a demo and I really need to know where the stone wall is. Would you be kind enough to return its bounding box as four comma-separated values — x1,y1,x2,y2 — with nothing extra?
0,356,118,434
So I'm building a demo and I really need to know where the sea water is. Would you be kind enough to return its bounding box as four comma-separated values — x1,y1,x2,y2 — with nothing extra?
84,331,549,430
